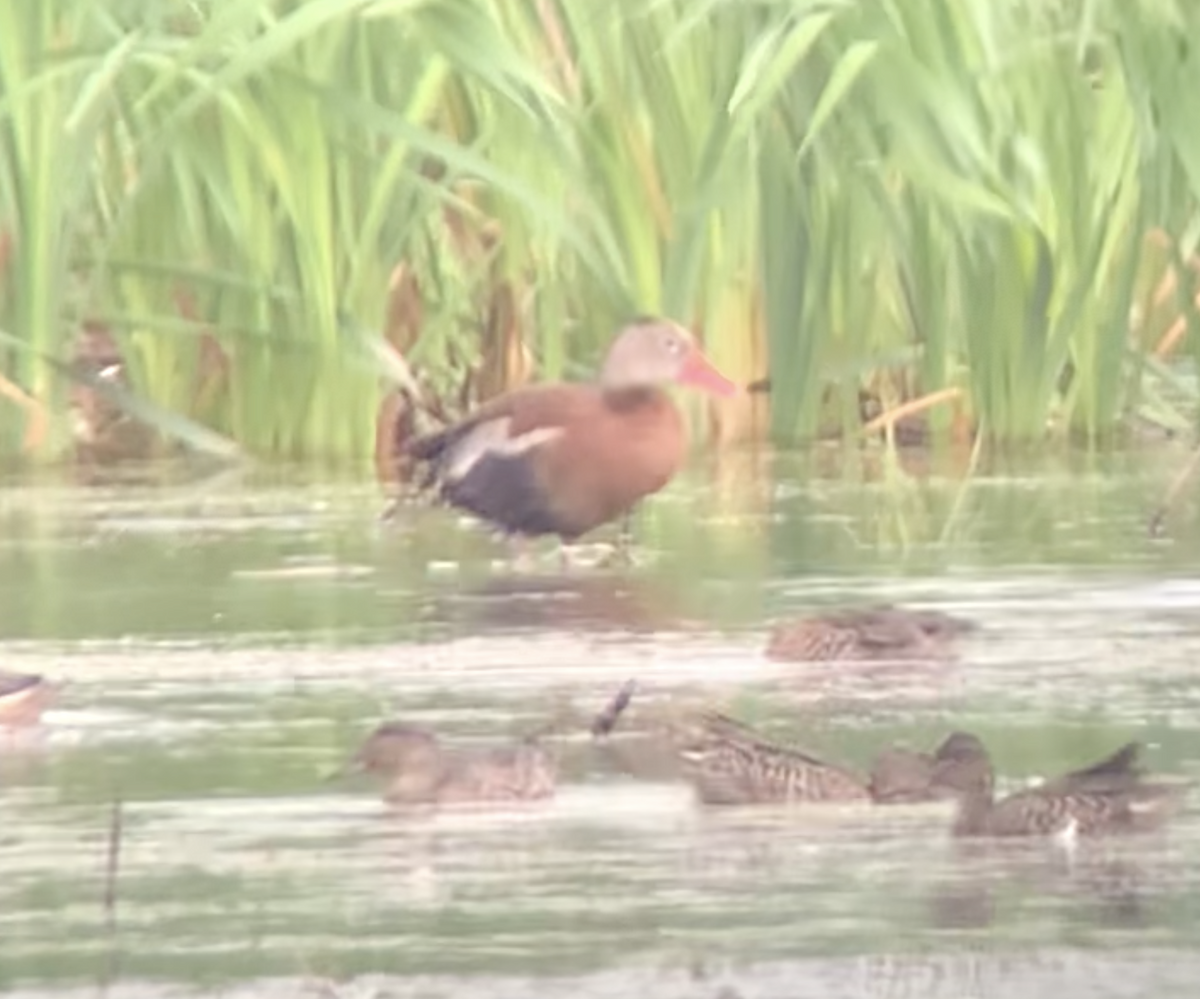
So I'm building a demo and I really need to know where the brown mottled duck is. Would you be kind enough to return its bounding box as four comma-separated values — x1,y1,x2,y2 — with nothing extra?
766,605,975,663
669,711,870,806
929,731,1188,838
340,722,556,806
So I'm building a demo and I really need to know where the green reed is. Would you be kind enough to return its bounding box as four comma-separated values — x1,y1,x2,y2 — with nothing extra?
1,0,1199,463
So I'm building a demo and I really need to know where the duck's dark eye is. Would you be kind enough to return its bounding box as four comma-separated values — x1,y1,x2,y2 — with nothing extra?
664,336,682,354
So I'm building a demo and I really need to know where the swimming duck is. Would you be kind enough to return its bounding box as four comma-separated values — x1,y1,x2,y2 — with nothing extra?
867,733,1142,805
340,722,556,805
931,731,1187,838
671,710,870,806
869,745,962,804
0,672,55,728
765,605,974,663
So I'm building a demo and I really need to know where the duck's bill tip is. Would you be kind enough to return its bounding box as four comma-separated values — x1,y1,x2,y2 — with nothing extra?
677,350,739,398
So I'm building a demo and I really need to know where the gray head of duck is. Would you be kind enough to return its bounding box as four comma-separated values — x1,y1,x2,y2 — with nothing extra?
600,318,737,396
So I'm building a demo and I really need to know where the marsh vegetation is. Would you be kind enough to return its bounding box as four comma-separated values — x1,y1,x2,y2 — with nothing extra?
3,1,1200,468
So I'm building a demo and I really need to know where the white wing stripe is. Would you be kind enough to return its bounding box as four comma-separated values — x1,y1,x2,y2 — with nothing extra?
444,418,565,481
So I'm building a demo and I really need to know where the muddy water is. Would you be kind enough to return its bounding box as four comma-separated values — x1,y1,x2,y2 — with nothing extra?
3,447,1200,998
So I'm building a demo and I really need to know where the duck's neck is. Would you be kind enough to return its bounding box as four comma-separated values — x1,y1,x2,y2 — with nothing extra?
951,787,995,837
601,384,668,412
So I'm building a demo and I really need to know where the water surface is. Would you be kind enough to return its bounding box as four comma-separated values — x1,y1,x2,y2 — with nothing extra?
3,446,1200,997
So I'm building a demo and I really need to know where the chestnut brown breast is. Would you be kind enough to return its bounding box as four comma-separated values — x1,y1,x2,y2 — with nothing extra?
406,383,686,542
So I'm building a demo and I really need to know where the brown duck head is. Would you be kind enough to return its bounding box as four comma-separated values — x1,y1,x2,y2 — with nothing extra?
932,731,994,795
341,722,449,801
931,731,997,836
870,728,995,804
599,318,737,397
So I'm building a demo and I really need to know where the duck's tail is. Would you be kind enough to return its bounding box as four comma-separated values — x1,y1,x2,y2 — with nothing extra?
1125,779,1193,831
590,679,638,738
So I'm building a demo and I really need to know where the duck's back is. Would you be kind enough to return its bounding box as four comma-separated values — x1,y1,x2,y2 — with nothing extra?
983,781,1186,837
679,713,869,805
438,743,556,803
409,383,687,541
765,606,965,663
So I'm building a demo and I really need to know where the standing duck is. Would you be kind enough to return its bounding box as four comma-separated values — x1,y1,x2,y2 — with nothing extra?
402,318,737,556
671,710,870,806
339,722,556,806
765,605,975,663
930,731,1188,838
0,672,55,728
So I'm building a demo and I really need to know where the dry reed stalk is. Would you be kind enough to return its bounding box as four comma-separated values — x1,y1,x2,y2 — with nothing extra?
860,387,964,437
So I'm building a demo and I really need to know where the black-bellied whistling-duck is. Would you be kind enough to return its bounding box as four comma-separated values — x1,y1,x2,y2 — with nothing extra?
765,605,975,663
929,732,1189,838
0,672,55,728
403,318,737,556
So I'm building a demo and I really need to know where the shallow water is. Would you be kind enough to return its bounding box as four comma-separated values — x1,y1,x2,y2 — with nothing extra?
3,446,1200,997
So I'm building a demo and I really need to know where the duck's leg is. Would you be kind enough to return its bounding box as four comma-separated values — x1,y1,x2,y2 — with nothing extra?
508,534,538,573
557,540,578,572
596,513,637,568
617,512,635,556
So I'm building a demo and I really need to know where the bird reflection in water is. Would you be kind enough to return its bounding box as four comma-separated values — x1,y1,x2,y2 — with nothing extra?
429,572,690,637
926,836,1168,933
